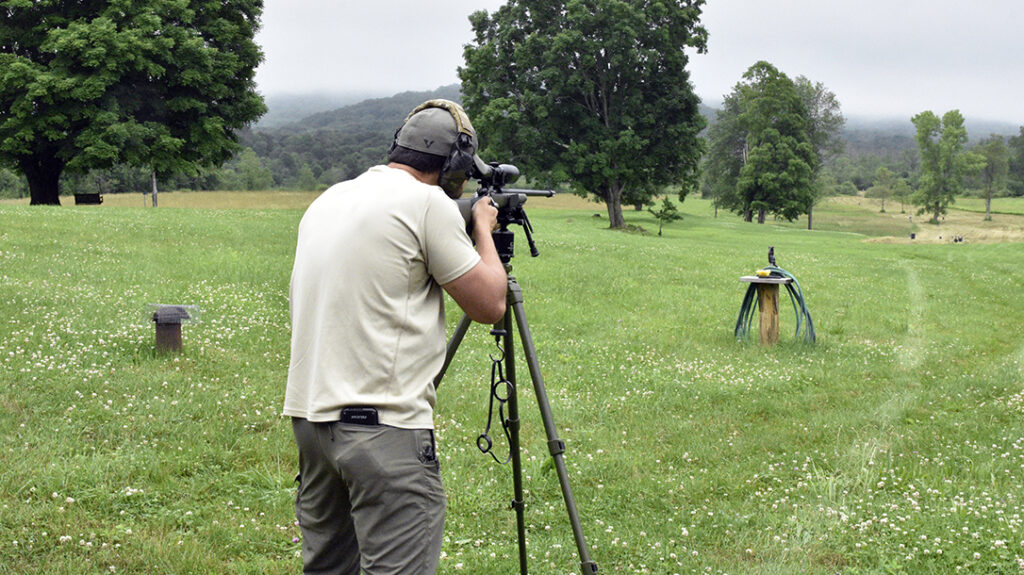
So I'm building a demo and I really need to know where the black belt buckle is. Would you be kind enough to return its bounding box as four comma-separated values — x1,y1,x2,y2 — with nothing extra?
340,407,378,426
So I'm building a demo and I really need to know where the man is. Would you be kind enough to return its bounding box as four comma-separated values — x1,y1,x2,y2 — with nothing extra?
283,100,507,574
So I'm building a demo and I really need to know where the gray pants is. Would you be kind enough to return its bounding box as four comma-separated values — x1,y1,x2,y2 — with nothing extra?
292,418,446,575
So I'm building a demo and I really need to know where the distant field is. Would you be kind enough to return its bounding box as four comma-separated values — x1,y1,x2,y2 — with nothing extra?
814,196,1024,244
951,196,1024,216
1,189,601,211
8,190,1024,245
2,193,1023,574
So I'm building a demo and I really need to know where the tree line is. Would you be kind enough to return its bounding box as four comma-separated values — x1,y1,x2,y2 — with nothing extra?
0,84,462,200
5,74,1024,222
702,61,1024,229
3,1,1024,225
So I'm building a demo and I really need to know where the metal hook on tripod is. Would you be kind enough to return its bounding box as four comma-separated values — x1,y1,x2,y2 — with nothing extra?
476,433,493,454
489,328,506,361
480,331,514,464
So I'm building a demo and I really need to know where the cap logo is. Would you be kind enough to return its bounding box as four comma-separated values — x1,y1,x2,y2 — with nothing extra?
423,139,435,149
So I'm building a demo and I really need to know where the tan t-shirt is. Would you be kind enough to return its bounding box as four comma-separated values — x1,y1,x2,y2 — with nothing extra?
283,166,481,428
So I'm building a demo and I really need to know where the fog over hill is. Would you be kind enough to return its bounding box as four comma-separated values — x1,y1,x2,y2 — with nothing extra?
257,92,378,129
259,87,1020,143
241,86,1021,193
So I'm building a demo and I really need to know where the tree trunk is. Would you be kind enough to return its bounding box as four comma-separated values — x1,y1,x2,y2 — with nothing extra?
604,183,625,228
21,154,64,205
985,192,992,221
744,209,753,222
757,208,766,224
807,204,814,230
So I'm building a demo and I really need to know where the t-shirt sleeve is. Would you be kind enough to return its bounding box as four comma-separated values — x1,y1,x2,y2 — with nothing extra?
422,191,482,285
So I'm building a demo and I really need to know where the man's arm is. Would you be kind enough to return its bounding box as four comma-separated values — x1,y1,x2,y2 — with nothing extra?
442,197,507,324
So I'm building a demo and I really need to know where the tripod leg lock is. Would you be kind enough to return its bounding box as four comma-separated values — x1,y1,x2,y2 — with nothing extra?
580,560,599,574
509,498,525,513
548,439,566,456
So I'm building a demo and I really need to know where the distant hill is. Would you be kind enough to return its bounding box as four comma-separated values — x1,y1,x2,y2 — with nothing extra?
243,87,1021,190
844,115,1018,140
256,92,381,129
258,84,462,134
239,85,465,185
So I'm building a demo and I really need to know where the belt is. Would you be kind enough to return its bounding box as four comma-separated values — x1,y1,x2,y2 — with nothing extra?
339,406,379,426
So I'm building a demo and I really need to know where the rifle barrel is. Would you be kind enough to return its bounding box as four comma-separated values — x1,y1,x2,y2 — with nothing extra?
502,189,556,197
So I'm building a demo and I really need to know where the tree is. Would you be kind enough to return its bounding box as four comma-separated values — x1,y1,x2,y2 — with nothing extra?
722,61,817,223
866,166,895,212
295,163,320,191
703,62,830,224
794,76,845,229
647,196,682,235
910,110,985,224
0,0,266,205
1007,127,1024,197
835,180,859,196
215,147,272,191
460,0,708,229
891,177,912,213
703,93,745,217
976,135,1008,221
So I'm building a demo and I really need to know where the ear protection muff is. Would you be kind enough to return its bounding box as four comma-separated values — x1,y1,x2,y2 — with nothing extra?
438,131,477,197
390,99,481,197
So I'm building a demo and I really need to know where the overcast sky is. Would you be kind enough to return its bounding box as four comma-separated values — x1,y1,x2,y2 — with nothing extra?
255,0,1024,124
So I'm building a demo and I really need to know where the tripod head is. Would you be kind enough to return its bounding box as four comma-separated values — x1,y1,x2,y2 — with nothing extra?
454,162,555,264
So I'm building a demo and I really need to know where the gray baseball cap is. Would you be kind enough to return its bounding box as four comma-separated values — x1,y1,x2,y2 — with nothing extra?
396,100,488,176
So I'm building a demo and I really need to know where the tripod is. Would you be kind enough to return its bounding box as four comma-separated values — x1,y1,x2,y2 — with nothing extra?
434,219,598,575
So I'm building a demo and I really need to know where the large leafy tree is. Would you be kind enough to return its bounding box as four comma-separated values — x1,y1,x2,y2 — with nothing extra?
910,110,985,224
976,135,1008,221
706,61,817,223
794,75,844,229
0,0,266,205
460,0,708,229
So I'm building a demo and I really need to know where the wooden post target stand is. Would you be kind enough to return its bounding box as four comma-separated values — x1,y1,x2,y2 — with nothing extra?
739,275,793,346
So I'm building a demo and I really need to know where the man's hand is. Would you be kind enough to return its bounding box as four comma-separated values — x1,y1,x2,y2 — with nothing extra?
471,195,499,235
442,196,507,324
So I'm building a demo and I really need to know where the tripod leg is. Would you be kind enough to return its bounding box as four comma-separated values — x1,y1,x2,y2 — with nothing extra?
500,307,530,575
434,313,473,389
507,277,599,575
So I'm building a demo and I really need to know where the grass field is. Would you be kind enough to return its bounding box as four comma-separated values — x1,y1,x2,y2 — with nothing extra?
950,196,1024,217
2,192,1023,574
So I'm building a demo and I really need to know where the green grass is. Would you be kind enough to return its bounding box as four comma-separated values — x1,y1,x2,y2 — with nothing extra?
2,198,1023,574
950,196,1024,216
